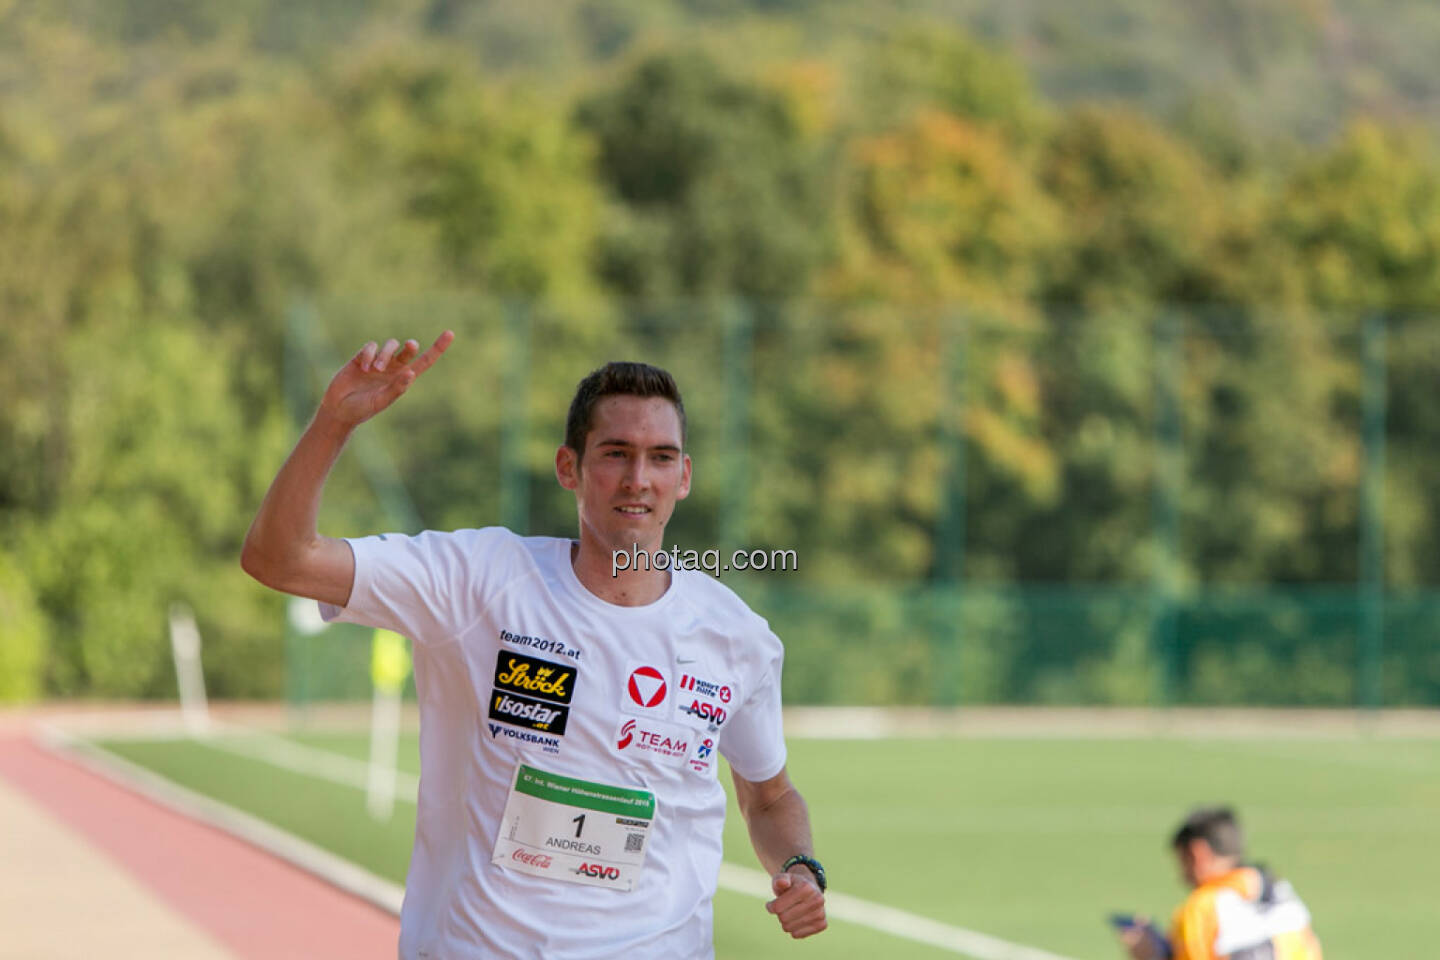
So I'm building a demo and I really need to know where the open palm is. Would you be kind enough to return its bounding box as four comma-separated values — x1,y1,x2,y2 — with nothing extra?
320,331,455,427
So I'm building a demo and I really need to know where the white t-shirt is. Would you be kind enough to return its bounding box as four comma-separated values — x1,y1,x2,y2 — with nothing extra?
321,527,788,960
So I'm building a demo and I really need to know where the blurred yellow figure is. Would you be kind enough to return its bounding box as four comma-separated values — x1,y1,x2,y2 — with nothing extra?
1119,807,1322,960
371,628,411,693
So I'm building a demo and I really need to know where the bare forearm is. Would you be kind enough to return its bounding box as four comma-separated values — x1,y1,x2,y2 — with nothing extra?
735,768,827,938
242,332,453,604
742,786,815,875
240,408,354,596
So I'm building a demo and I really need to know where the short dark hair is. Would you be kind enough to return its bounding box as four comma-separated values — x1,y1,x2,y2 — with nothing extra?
564,361,687,456
1171,806,1244,859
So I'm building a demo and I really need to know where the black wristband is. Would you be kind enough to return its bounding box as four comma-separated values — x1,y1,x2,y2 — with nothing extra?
780,854,827,893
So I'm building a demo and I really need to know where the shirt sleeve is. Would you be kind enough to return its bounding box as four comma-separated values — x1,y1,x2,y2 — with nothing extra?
319,527,519,646
718,622,788,783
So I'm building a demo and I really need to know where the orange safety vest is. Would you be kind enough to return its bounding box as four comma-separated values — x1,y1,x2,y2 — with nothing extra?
1170,866,1323,960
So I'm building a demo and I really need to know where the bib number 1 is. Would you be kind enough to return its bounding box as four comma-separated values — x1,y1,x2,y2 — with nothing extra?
493,763,657,891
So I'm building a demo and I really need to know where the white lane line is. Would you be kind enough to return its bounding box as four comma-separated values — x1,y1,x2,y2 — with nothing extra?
716,863,1078,960
199,723,421,802
187,726,1078,960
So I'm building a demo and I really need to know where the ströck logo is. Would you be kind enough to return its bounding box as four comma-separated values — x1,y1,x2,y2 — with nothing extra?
617,719,636,750
627,666,667,708
494,652,575,704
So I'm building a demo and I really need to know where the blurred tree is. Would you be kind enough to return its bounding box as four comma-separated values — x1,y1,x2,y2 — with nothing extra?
855,24,1046,144
576,51,830,300
0,550,47,702
1273,122,1440,586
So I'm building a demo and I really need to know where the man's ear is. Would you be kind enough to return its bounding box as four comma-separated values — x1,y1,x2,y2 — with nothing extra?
677,453,693,500
556,445,580,491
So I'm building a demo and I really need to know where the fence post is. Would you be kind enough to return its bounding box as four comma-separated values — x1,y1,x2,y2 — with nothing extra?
1151,311,1183,706
500,301,531,534
933,311,968,705
719,300,754,555
936,311,967,583
1358,313,1387,709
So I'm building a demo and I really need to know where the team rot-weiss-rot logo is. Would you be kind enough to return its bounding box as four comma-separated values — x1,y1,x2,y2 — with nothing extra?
627,666,667,708
615,718,689,759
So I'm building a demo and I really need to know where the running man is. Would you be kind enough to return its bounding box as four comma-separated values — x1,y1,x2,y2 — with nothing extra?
241,333,827,959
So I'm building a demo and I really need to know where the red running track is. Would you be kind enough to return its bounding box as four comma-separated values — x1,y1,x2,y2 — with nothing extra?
0,735,400,960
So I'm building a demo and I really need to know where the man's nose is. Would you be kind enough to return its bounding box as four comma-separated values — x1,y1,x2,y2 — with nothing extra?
621,458,650,491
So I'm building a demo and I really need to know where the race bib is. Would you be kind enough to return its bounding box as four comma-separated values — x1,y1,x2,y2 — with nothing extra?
492,763,657,892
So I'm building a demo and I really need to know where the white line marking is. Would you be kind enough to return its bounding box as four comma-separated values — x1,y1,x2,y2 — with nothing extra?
149,722,1081,960
200,723,421,802
53,715,1080,960
37,724,405,916
716,863,1079,960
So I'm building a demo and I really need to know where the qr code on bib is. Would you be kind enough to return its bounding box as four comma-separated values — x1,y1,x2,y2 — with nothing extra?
625,832,645,853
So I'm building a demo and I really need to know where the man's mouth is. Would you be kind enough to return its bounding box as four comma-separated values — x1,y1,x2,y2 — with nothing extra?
615,505,651,516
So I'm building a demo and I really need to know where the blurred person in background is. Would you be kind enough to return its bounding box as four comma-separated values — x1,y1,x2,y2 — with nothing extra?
241,333,826,959
1116,806,1322,960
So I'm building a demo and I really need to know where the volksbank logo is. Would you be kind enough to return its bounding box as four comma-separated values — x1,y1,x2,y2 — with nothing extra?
487,723,562,750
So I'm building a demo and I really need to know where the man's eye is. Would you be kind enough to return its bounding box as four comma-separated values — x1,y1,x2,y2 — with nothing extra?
606,450,626,458
655,454,674,463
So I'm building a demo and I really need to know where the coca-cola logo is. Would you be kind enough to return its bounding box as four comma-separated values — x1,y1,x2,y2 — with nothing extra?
512,849,553,870
617,719,636,750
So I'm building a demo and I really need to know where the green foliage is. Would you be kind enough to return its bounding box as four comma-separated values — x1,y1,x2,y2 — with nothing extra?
577,52,829,299
856,25,1046,143
2,5,1439,706
0,550,47,702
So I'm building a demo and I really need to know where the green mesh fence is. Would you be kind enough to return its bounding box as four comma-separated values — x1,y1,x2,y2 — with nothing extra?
281,298,1440,709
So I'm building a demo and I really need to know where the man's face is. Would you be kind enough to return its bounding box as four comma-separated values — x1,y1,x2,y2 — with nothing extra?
556,395,691,554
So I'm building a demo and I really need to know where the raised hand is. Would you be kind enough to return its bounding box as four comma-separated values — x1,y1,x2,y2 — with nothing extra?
319,331,455,429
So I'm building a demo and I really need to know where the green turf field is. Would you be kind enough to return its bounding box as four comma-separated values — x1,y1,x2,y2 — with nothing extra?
97,731,1440,959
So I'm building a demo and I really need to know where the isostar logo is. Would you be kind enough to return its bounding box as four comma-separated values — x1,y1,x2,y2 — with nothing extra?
494,652,575,703
678,673,733,703
512,849,553,870
627,666,667,708
576,862,621,882
679,699,727,728
488,691,569,736
490,693,567,732
614,716,689,765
